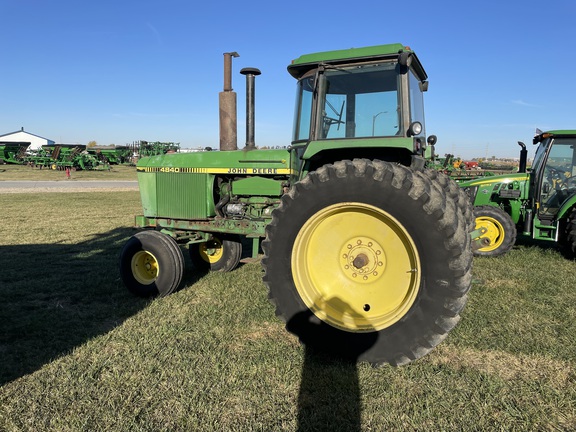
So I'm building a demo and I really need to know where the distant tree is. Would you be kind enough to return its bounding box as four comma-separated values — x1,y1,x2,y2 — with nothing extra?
87,141,97,147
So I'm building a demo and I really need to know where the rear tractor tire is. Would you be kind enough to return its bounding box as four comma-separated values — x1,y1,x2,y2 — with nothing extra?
262,159,473,366
120,230,184,297
472,205,517,257
421,169,475,230
189,234,242,272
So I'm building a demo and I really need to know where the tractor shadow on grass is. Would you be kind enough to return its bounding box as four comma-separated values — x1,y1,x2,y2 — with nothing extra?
0,227,204,386
288,305,378,432
513,235,576,259
514,235,561,250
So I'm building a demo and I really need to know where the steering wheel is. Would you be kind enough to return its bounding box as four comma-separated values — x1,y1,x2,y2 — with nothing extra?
323,115,344,127
557,174,576,190
544,165,570,189
322,100,345,135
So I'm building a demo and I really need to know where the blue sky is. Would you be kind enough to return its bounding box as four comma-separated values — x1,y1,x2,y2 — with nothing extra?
1,0,575,160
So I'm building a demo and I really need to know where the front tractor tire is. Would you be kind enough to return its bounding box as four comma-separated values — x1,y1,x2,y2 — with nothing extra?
560,207,576,258
189,234,242,272
262,159,473,366
120,230,184,297
472,205,517,257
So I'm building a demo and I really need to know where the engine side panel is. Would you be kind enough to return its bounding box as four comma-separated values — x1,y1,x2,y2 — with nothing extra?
136,149,293,221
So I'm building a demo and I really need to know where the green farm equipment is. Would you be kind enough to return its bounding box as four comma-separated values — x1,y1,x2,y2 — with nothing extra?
119,44,474,366
87,145,134,165
24,145,56,168
53,145,89,170
461,131,576,257
137,141,180,158
0,142,30,164
25,144,108,170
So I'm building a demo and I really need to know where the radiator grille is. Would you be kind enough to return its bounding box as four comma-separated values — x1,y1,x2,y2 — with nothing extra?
157,173,208,219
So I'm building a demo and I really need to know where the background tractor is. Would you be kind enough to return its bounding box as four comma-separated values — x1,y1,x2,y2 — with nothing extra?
461,130,576,257
120,44,474,366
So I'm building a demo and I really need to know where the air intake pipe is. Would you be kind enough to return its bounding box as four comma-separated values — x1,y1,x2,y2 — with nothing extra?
240,67,261,150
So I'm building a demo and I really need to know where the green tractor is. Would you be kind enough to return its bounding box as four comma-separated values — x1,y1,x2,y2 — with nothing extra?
461,130,576,257
119,44,474,366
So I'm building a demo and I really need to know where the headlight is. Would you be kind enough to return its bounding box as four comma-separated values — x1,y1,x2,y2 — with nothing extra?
408,121,422,137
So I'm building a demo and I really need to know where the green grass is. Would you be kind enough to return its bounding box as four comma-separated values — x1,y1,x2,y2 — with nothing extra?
0,163,137,181
0,191,574,431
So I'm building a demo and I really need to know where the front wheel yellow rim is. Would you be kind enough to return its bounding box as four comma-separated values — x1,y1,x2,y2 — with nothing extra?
200,238,224,263
475,216,504,252
291,202,421,332
131,250,159,285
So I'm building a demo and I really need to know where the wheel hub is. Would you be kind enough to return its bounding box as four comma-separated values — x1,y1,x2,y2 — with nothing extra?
131,250,159,285
340,237,386,282
475,217,504,251
200,238,224,263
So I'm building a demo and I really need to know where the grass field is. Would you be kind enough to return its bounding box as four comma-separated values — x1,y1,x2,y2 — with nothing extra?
0,190,574,431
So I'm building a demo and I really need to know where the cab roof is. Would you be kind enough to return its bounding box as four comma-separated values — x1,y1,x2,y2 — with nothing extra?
533,130,576,144
287,43,427,81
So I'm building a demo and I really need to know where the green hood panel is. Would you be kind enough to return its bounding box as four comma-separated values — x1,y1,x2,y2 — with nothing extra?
137,149,294,176
459,172,529,188
459,172,530,209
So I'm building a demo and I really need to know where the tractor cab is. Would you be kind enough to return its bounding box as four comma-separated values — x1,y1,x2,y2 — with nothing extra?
287,43,436,174
531,131,576,220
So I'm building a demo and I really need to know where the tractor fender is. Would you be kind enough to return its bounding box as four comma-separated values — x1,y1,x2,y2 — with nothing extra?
557,195,576,220
300,139,416,175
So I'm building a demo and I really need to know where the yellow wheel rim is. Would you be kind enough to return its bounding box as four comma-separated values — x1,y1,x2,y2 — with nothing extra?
131,250,159,285
475,216,504,252
291,202,421,332
200,238,224,264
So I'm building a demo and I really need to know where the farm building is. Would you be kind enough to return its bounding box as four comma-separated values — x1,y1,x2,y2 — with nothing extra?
0,128,55,150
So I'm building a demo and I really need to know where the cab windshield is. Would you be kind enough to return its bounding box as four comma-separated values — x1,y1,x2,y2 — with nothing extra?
292,63,401,141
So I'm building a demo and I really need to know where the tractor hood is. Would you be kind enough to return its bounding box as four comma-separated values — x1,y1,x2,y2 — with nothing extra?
459,172,529,189
135,148,295,221
459,172,530,206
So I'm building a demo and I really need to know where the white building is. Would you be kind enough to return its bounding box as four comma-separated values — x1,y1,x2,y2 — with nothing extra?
0,128,55,150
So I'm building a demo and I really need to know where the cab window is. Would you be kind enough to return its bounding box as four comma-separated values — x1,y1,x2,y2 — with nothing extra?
539,137,576,216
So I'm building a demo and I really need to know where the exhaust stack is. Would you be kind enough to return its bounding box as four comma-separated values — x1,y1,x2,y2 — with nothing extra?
240,67,261,150
518,141,528,173
219,52,239,151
